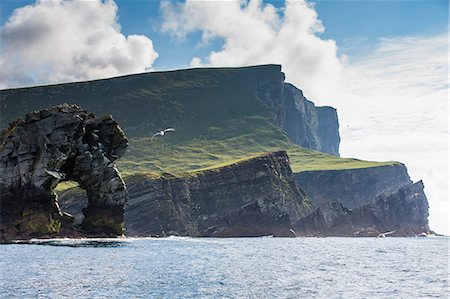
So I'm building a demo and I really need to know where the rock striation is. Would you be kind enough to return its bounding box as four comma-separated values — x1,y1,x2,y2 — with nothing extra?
59,151,315,237
0,65,340,157
0,104,128,242
256,66,340,156
293,165,431,236
294,164,413,209
0,66,431,237
294,181,430,237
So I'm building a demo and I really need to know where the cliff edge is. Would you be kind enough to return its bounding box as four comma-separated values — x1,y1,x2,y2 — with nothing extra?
0,65,430,237
256,65,340,156
60,151,315,237
293,165,431,236
294,181,430,237
295,164,412,209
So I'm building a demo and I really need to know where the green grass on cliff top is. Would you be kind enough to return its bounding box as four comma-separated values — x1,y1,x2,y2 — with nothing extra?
0,65,397,179
118,133,395,177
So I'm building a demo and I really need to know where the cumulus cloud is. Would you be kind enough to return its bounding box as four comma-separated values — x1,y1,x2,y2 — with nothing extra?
0,0,159,88
161,0,343,101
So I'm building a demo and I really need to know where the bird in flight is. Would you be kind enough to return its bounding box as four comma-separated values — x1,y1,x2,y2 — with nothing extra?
377,230,396,238
149,128,176,142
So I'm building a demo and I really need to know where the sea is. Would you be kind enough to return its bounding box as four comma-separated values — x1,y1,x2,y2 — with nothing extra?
1,237,448,298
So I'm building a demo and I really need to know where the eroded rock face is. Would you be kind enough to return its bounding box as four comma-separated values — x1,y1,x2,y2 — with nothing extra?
293,181,430,237
292,164,431,236
255,66,341,156
59,151,315,237
294,164,413,209
0,104,128,241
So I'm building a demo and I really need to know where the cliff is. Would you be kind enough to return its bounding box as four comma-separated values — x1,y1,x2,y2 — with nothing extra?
59,151,315,237
0,65,429,237
0,104,128,242
294,164,412,209
293,181,430,237
293,165,431,236
0,64,344,177
255,67,340,156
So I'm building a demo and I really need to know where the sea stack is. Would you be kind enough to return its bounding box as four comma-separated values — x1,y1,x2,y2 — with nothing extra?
0,104,129,242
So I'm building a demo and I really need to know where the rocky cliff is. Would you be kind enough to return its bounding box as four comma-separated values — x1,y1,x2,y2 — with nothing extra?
295,164,412,209
0,66,430,238
256,66,340,156
0,65,340,158
293,165,431,236
59,151,315,237
0,104,128,242
293,181,430,237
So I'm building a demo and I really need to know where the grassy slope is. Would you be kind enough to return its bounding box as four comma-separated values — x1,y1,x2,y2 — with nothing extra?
121,135,393,176
0,65,396,180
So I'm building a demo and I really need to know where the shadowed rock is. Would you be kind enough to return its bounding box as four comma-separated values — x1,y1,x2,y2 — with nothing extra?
291,164,431,236
255,67,340,156
59,151,315,237
294,164,413,209
0,104,128,242
293,181,431,237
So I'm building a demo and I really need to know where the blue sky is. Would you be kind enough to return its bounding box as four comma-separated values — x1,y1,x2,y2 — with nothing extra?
136,0,448,68
2,0,447,69
113,0,448,68
121,0,442,69
105,0,448,68
0,0,448,233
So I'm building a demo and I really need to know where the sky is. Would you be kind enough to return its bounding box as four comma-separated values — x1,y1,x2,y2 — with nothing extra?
0,0,448,234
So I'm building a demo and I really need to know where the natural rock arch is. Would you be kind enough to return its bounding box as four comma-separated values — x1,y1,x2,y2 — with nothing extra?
0,104,128,241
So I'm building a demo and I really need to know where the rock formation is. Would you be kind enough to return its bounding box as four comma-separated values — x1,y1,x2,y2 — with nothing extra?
0,104,128,242
0,65,341,157
0,66,431,237
294,164,413,209
59,153,432,238
59,151,315,237
293,165,431,236
293,181,430,237
256,66,340,156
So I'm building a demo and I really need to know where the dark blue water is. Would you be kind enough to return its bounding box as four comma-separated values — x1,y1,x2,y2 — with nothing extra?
1,237,448,298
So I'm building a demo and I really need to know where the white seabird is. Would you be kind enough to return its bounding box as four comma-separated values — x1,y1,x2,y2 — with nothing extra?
149,128,176,142
377,230,396,238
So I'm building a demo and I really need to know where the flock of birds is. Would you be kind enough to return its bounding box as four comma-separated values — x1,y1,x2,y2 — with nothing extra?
149,128,176,142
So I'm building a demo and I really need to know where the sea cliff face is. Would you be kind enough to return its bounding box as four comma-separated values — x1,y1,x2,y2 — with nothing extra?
293,165,431,236
0,66,431,237
255,66,340,156
293,181,430,237
60,151,315,237
294,164,412,209
0,65,341,159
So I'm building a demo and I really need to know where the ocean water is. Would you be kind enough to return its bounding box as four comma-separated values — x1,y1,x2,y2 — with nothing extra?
1,237,448,298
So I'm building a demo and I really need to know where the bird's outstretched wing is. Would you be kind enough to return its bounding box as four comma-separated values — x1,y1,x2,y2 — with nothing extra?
149,128,176,142
377,230,397,237
149,131,162,142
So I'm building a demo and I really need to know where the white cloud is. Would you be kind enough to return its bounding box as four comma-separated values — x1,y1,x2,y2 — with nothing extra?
161,0,343,101
161,1,448,234
0,0,159,88
333,34,449,235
